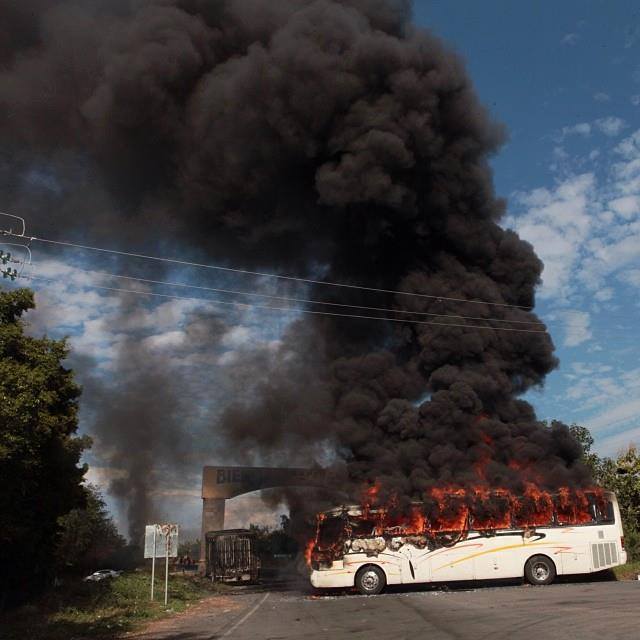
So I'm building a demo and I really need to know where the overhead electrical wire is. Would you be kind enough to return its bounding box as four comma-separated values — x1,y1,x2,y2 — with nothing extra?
1,217,618,321
23,273,549,334
20,270,638,341
54,263,545,326
0,227,535,310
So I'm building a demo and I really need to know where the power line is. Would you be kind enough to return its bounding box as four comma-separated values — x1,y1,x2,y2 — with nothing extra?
0,228,534,310
23,270,638,341
0,216,630,319
1,234,635,325
23,274,548,334
54,263,545,326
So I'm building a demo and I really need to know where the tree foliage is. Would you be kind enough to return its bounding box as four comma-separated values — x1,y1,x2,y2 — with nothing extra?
569,423,640,560
0,288,90,606
250,515,299,557
55,484,126,576
178,539,200,560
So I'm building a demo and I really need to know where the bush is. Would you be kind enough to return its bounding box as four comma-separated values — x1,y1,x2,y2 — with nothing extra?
623,525,640,562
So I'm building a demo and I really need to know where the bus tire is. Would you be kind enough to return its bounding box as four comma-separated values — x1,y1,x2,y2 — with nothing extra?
355,565,386,595
525,555,556,585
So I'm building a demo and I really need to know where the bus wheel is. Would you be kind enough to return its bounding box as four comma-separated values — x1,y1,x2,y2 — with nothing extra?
525,555,556,585
355,565,386,595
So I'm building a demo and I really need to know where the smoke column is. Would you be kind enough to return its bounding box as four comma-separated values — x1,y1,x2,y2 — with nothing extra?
0,0,589,531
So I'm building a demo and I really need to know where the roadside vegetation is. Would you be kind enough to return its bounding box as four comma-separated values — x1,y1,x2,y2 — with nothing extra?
0,289,90,608
567,423,640,563
561,423,640,578
1,571,225,640
612,561,640,581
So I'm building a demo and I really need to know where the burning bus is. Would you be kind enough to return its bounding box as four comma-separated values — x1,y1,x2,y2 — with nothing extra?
308,487,626,594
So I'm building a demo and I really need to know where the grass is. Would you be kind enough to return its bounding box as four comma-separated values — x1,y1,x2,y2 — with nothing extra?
1,571,227,640
612,560,640,581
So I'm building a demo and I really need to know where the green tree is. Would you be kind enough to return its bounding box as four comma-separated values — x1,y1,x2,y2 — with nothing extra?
568,421,640,561
592,446,640,559
250,516,299,557
568,423,601,475
55,484,126,576
178,539,200,560
610,446,640,529
0,288,90,606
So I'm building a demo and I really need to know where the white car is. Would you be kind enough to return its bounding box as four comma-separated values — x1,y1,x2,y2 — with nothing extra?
83,569,122,582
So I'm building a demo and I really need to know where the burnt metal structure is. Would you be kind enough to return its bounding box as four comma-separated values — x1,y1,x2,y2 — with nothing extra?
205,529,260,582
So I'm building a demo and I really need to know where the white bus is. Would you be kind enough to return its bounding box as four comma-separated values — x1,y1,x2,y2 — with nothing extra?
309,491,626,595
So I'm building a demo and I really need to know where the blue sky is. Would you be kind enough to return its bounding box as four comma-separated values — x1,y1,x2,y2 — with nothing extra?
3,1,640,534
416,0,640,456
419,0,640,192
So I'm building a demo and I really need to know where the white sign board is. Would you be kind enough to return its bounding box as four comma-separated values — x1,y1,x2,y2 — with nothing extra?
144,524,179,559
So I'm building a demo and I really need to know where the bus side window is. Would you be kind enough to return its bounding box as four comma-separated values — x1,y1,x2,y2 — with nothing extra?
350,519,377,538
596,500,615,524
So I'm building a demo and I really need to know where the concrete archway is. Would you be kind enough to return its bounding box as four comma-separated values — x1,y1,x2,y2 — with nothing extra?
199,465,341,568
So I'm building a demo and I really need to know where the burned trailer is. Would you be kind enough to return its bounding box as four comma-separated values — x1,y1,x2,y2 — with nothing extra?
205,529,260,583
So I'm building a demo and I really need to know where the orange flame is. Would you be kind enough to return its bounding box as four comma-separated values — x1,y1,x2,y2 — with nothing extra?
306,482,607,565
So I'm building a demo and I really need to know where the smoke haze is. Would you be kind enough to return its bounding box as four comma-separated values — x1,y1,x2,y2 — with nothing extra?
0,0,589,535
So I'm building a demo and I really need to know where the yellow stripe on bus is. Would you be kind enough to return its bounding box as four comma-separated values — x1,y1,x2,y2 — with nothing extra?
433,541,570,572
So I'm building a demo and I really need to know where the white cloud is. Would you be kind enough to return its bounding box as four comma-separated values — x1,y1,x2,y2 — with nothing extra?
588,397,640,432
593,92,610,103
580,220,640,288
85,465,127,485
514,128,640,295
608,195,639,219
559,117,625,142
222,325,253,348
566,375,619,405
225,495,287,529
614,129,640,160
571,362,596,375
510,173,594,298
143,330,186,350
593,287,614,301
150,488,200,498
594,116,626,137
617,269,640,287
598,426,640,457
553,146,569,161
561,33,579,45
560,310,592,347
631,95,640,106
562,122,591,137
564,368,640,431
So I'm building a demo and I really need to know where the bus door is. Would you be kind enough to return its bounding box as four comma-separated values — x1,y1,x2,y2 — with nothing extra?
405,546,432,583
397,544,427,584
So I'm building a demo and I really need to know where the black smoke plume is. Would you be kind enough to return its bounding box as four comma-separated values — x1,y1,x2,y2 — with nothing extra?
1,0,589,533
66,300,230,540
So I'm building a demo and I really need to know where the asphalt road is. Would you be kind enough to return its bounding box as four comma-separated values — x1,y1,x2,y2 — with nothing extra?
131,580,640,640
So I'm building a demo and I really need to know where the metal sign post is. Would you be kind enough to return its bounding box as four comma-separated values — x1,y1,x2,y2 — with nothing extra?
150,526,156,601
145,524,178,604
165,531,170,606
